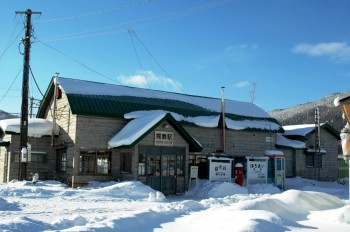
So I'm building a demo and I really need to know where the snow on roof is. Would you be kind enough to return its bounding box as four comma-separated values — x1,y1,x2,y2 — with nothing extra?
276,133,306,149
108,110,202,149
283,124,323,137
265,150,284,156
57,77,271,118
125,110,280,131
108,111,166,149
0,118,59,138
225,118,281,131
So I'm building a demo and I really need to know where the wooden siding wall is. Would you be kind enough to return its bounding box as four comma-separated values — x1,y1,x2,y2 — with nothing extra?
184,124,276,156
301,128,338,181
280,128,339,181
0,145,8,182
72,115,128,185
4,135,56,182
45,91,77,183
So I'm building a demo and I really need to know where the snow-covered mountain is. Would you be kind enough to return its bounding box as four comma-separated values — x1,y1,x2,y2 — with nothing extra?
0,110,17,120
269,92,350,132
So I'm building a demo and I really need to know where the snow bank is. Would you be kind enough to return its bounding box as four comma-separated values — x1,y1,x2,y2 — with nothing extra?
87,181,165,201
0,178,349,231
186,180,248,199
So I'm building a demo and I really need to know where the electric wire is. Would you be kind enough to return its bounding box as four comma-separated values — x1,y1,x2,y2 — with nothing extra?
132,31,183,93
37,39,119,84
0,23,24,61
0,66,23,105
130,30,203,107
39,0,233,42
35,0,158,23
29,65,44,97
35,39,157,100
128,28,154,96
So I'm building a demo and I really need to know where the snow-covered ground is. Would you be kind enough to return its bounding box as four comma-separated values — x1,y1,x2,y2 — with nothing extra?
0,177,349,231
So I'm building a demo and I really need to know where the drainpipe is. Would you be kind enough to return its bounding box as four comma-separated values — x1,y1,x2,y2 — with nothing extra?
51,73,59,147
221,87,226,154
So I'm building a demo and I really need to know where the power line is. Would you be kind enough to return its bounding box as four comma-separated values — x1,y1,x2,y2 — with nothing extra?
0,27,24,61
35,0,158,23
39,0,234,42
29,65,44,97
37,39,119,84
0,66,23,105
128,28,153,93
132,30,183,93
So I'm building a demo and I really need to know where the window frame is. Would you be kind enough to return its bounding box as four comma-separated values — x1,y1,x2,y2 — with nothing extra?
120,152,132,174
79,150,112,175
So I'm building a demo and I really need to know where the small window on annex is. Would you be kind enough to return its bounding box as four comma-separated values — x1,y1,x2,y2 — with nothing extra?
79,150,111,175
12,151,47,163
306,150,323,168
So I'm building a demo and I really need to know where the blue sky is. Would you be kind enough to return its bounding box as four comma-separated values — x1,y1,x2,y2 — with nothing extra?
1,0,350,115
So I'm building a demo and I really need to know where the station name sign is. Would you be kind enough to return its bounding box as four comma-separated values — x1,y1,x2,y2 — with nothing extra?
155,131,174,146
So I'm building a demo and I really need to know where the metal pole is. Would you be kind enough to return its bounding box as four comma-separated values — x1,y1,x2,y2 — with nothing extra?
51,73,59,146
221,87,226,154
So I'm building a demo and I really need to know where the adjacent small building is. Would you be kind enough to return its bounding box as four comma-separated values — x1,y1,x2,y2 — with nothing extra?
276,123,340,181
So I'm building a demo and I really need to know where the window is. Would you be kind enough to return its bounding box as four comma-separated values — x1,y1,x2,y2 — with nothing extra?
306,153,314,167
31,152,47,163
56,149,67,172
176,155,184,176
121,152,132,174
138,154,146,176
12,151,47,163
79,150,111,175
96,151,111,174
306,152,323,168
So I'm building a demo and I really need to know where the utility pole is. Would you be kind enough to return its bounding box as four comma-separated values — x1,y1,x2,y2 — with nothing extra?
250,82,259,104
16,9,41,180
221,87,226,154
314,107,321,181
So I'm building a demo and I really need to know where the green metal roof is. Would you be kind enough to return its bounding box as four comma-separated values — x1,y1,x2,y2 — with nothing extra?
67,94,217,118
37,77,283,132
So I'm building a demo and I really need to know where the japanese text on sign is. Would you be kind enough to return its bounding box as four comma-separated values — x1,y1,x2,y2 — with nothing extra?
155,131,173,146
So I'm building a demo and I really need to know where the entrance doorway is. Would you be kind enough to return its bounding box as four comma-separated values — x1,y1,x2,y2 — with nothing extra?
146,154,177,194
139,145,186,195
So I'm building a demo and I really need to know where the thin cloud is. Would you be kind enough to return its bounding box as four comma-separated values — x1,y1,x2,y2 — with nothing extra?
117,70,182,92
234,81,251,88
292,42,350,63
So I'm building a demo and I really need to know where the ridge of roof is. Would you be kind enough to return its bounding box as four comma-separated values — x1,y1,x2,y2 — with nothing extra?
56,77,272,118
283,123,340,139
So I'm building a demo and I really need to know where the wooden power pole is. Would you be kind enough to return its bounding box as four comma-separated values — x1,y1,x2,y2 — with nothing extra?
15,9,41,180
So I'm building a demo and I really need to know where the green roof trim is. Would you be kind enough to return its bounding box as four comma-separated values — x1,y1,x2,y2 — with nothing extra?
304,124,340,140
0,140,10,146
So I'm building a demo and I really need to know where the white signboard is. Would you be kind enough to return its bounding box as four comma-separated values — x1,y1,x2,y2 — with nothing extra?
246,157,268,185
208,157,232,182
190,166,198,179
154,131,173,146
